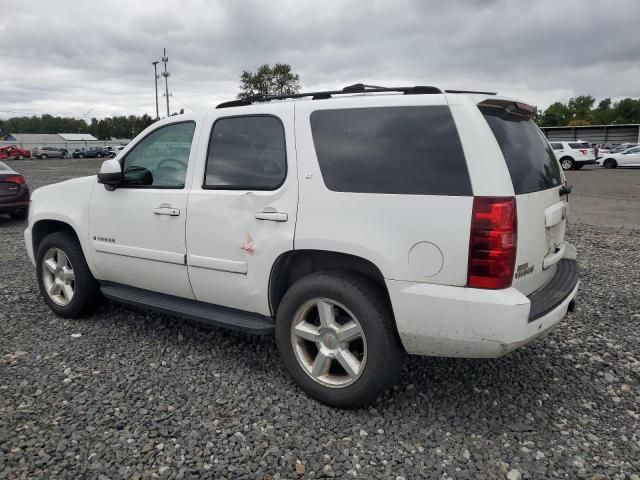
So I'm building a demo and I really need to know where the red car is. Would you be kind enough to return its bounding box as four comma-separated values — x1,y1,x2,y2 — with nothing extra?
0,144,31,160
0,161,30,220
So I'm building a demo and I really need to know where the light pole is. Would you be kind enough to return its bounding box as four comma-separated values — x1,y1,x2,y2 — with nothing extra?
161,48,171,117
151,61,160,120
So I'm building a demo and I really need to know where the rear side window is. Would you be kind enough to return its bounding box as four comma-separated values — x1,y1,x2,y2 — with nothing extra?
480,106,562,194
204,116,286,190
550,143,563,150
569,142,588,149
310,106,472,196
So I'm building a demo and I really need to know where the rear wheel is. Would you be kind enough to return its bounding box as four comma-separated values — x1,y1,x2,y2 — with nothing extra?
275,272,405,408
18,155,24,160
603,158,617,169
36,232,101,318
560,157,574,170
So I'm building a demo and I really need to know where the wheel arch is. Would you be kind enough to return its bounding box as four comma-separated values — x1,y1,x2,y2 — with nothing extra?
269,249,390,317
32,219,80,257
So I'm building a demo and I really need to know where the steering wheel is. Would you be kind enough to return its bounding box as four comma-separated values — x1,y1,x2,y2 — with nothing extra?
155,157,187,184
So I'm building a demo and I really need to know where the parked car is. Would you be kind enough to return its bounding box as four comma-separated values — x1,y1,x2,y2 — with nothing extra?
0,144,31,160
0,161,30,220
548,141,596,170
32,146,69,159
596,145,640,168
24,85,578,407
72,147,107,158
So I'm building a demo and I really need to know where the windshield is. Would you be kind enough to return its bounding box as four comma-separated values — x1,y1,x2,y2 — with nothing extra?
480,106,563,194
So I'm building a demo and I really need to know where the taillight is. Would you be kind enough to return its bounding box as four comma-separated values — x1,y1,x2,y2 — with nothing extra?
467,196,517,289
579,149,587,155
4,175,25,185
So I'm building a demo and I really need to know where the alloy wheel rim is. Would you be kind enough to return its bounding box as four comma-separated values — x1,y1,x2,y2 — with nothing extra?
42,248,75,306
290,298,367,388
562,159,572,169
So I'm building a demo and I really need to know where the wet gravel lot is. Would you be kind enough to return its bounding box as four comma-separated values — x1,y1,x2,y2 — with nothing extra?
1,159,639,479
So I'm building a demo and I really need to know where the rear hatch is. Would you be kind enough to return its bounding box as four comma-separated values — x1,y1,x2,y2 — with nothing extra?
570,142,596,161
480,103,568,295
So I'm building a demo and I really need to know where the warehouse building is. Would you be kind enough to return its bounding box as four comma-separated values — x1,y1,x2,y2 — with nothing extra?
541,124,640,145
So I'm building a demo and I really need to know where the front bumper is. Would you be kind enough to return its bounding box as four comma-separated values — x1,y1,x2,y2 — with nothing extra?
387,259,579,358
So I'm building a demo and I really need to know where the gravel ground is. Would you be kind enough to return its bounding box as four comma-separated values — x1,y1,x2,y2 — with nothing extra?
1,159,639,479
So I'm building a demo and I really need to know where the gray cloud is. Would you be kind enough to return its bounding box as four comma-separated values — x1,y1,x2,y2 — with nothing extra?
1,0,639,119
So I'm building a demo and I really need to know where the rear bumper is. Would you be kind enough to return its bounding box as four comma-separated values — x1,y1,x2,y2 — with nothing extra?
0,185,30,214
387,259,579,358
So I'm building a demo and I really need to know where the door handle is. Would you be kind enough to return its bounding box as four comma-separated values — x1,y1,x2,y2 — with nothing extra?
152,205,180,216
255,210,288,222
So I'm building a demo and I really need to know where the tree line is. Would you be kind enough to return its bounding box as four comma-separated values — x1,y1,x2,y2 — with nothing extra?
0,114,157,141
536,96,640,127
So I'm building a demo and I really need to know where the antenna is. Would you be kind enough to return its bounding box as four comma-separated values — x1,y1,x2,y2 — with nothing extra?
161,48,171,117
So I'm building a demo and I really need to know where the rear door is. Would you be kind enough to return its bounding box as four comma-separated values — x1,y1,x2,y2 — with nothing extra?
480,105,567,295
185,103,298,316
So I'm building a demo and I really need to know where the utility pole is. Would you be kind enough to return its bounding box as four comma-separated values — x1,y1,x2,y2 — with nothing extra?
161,48,171,117
152,61,160,120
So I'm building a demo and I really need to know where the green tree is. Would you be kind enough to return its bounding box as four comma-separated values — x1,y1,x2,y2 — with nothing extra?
611,98,640,124
566,95,595,124
539,102,571,127
238,63,301,99
592,98,613,125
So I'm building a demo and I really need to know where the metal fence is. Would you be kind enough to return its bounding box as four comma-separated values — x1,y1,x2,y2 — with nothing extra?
540,124,640,145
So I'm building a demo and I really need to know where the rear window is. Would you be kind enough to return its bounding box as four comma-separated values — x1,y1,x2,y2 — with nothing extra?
480,106,562,194
310,106,471,195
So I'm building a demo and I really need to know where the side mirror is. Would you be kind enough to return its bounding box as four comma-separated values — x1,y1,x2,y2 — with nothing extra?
97,158,123,191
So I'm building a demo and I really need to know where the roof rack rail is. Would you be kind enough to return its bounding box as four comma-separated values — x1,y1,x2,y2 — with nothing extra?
445,89,497,95
216,83,443,108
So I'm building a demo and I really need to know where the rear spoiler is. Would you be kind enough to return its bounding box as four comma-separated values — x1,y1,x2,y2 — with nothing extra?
478,98,537,117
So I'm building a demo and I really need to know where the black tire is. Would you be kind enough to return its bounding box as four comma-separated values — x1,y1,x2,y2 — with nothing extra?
10,209,28,221
40,154,47,159
603,158,617,169
36,231,102,318
560,157,574,170
96,153,102,158
275,272,405,408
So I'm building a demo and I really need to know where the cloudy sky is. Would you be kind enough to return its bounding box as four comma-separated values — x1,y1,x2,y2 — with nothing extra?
1,0,639,119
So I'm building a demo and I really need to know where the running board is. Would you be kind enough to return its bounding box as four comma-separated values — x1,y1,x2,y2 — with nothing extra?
100,282,275,335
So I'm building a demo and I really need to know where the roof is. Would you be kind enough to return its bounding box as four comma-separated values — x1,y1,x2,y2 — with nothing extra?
217,83,498,109
5,133,63,143
58,133,98,141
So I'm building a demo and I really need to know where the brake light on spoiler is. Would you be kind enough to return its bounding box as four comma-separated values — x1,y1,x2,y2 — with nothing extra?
467,197,517,289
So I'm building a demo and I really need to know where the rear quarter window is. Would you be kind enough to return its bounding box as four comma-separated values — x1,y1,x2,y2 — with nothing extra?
480,106,563,194
310,106,471,196
569,142,589,149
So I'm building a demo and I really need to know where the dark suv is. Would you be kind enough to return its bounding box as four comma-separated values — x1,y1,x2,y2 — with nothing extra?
72,147,108,158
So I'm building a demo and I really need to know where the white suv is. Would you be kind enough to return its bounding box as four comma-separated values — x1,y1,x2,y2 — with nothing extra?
549,141,596,170
24,84,579,407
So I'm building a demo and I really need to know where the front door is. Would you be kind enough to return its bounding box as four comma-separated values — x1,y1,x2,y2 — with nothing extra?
619,146,640,166
186,104,298,315
89,121,199,298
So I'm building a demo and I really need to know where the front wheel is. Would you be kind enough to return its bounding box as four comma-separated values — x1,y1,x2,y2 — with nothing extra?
603,158,617,169
40,154,47,159
18,155,24,160
36,231,102,318
275,272,405,408
96,153,102,158
560,157,574,170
